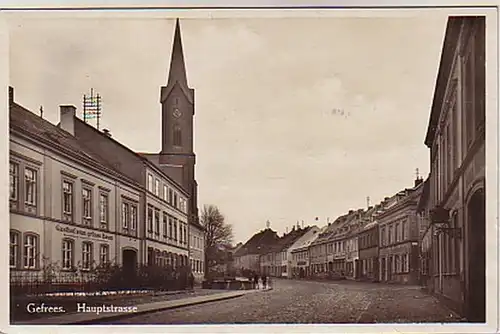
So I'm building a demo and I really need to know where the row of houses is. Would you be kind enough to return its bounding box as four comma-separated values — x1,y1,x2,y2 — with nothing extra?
233,16,486,322
233,177,424,283
9,19,207,283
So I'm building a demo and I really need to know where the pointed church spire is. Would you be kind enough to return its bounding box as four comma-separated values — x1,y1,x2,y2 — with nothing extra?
167,18,188,87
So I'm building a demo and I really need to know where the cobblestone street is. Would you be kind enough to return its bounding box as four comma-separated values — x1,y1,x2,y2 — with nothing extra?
104,279,464,324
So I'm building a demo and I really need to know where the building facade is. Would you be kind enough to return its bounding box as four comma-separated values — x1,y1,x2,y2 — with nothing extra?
358,221,379,282
189,224,205,282
233,228,279,274
422,16,485,321
10,94,144,280
289,226,320,278
72,107,190,269
378,181,423,284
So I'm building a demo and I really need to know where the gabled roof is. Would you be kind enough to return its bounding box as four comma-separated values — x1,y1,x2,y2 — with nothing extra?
275,226,312,252
233,228,279,257
290,226,321,252
9,101,140,190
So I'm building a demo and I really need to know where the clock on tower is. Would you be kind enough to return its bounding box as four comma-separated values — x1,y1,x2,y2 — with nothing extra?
173,107,182,118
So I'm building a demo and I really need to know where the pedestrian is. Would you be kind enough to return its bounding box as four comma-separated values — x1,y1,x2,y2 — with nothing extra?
261,274,267,289
253,273,260,289
188,271,195,291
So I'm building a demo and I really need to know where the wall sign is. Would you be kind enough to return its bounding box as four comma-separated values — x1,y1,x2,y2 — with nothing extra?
56,224,113,241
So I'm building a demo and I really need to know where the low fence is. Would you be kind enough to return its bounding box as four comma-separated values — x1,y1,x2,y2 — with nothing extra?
10,264,194,297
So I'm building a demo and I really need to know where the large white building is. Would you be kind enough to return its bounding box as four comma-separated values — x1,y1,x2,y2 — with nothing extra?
10,93,143,278
9,88,192,281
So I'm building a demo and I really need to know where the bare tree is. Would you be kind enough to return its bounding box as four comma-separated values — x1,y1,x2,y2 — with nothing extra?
200,204,233,277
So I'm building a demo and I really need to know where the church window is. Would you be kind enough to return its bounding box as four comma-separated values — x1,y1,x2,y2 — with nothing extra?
173,125,182,147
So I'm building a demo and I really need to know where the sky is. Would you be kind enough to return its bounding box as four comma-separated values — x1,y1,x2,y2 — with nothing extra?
8,12,448,244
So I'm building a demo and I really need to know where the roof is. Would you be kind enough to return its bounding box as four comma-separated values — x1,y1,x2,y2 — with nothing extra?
72,117,189,197
290,226,321,252
275,226,312,252
10,101,137,187
233,228,279,257
424,17,463,147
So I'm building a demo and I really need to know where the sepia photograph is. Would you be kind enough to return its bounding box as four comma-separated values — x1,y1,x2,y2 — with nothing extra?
3,4,498,333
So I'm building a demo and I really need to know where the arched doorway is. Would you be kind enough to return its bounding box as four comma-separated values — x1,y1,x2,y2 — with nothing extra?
466,187,486,322
122,248,138,276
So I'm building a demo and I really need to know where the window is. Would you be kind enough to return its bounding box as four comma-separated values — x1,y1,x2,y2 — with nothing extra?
62,239,74,270
130,205,137,231
25,168,37,206
169,216,173,239
381,227,386,246
82,242,93,270
154,210,160,236
452,100,459,173
147,247,154,266
99,193,108,229
148,174,153,192
179,226,183,244
446,123,452,186
402,221,407,240
10,231,20,268
163,213,168,238
62,180,74,221
163,185,168,201
23,234,38,269
147,206,154,234
10,162,19,201
173,125,182,146
463,41,475,149
174,193,178,208
395,223,400,242
155,179,160,196
122,202,129,229
168,188,173,204
82,188,92,224
174,220,178,241
99,244,109,265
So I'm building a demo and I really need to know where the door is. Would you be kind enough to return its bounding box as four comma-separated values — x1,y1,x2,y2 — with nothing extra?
467,188,486,322
123,248,138,277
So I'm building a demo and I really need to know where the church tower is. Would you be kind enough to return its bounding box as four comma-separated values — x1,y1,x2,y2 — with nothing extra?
159,19,198,222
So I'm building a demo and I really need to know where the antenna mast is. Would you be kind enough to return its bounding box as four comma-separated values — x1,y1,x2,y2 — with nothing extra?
83,88,103,130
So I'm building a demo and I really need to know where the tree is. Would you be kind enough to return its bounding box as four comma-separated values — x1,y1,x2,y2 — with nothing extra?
200,204,233,277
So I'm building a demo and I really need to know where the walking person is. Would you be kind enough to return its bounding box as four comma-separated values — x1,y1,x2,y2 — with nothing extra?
253,272,260,289
188,271,195,291
261,274,267,290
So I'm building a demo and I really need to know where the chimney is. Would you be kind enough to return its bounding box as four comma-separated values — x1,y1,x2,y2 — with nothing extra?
9,86,14,104
414,177,423,187
102,129,112,137
60,105,76,136
348,210,354,214
384,197,389,201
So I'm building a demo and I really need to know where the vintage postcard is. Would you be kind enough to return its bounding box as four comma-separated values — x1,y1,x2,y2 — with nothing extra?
1,3,498,334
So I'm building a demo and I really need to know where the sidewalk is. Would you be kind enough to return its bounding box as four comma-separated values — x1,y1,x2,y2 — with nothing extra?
16,288,269,325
